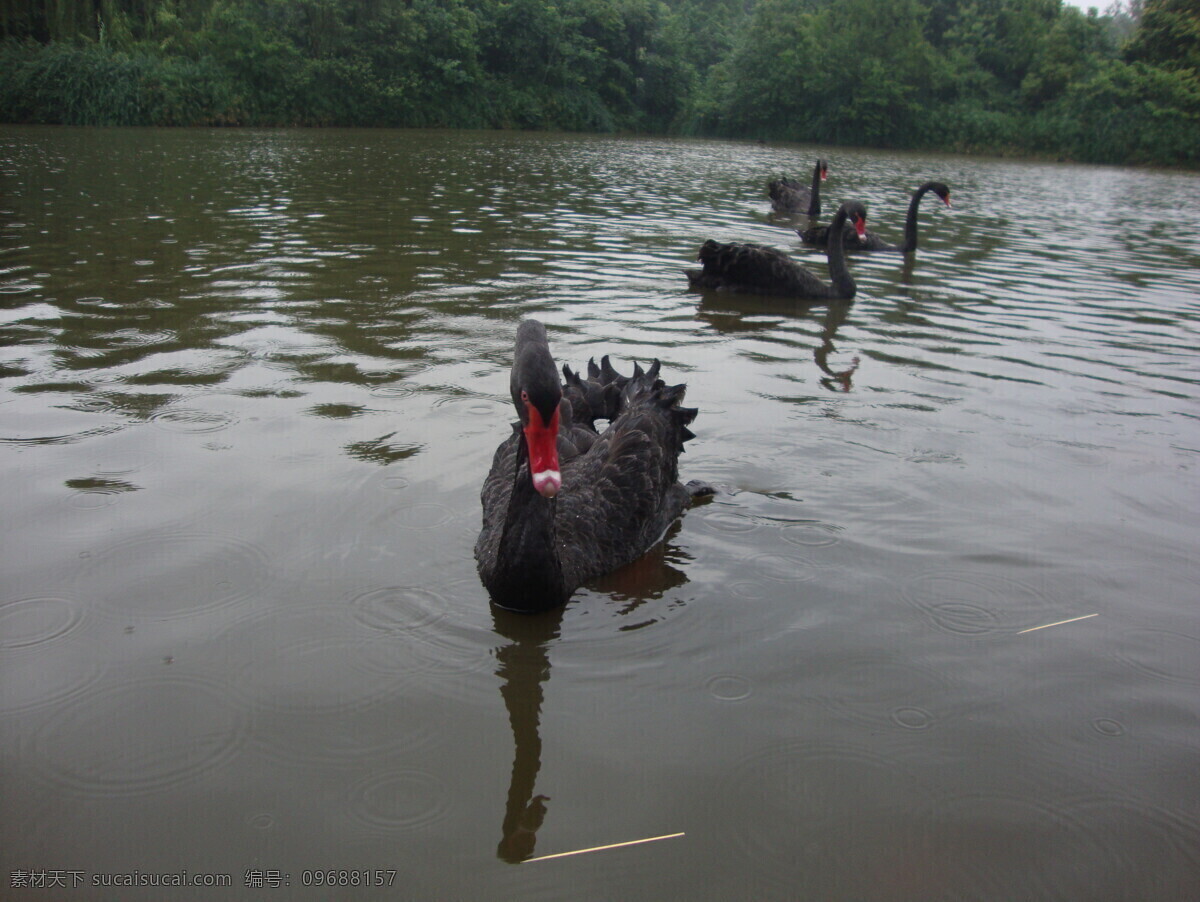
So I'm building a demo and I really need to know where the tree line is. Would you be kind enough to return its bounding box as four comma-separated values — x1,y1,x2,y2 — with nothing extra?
1,0,1196,166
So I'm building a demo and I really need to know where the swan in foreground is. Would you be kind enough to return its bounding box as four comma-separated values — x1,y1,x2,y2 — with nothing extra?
475,320,710,612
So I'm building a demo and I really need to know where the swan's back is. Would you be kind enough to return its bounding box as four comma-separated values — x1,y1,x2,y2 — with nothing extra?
687,239,830,297
800,223,896,251
553,360,697,587
768,178,812,214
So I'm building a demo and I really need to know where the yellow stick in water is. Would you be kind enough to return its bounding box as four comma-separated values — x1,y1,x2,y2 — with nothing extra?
523,832,685,863
1018,613,1098,634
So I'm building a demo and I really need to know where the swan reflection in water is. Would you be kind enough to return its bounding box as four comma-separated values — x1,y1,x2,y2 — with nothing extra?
696,295,861,393
492,604,561,864
812,301,860,392
491,531,694,863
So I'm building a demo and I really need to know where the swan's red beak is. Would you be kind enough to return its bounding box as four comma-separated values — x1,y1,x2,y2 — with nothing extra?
853,215,867,242
942,193,952,208
523,404,561,498
820,167,828,180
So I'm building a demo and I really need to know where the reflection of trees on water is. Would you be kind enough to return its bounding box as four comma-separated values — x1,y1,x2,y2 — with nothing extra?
490,533,693,862
343,433,424,466
4,129,550,445
696,294,860,393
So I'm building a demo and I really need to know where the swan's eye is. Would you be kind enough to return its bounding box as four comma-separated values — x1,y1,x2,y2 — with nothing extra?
520,390,529,402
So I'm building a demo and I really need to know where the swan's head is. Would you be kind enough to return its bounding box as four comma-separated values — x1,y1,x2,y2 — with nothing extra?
818,159,828,181
843,201,868,243
931,182,951,208
511,321,563,498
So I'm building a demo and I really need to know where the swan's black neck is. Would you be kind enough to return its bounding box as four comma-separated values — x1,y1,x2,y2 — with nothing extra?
900,182,936,253
826,204,857,299
807,160,824,217
490,436,568,613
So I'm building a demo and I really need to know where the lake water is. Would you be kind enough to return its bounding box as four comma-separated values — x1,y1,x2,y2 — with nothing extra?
2,126,1198,900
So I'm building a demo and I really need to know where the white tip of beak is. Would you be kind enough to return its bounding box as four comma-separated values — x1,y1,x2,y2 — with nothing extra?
532,469,562,498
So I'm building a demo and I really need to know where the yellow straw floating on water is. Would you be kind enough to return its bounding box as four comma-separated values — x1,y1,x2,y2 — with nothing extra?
1018,613,1099,634
523,832,685,863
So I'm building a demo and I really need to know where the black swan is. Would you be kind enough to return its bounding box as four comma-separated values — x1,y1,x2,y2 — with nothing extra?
686,200,868,300
475,320,709,613
768,159,828,216
799,181,951,252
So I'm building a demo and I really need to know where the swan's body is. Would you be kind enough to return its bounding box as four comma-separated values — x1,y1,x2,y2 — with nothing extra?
686,201,867,300
800,181,950,252
768,159,828,217
475,321,706,613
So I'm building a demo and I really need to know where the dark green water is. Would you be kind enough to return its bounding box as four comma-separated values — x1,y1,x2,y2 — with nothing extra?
2,126,1198,900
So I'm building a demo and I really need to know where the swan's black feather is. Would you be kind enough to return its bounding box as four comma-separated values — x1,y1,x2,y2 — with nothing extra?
767,159,827,216
687,200,866,300
688,241,832,296
800,224,902,251
476,325,703,612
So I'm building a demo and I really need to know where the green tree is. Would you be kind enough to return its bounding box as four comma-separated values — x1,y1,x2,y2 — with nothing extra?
1124,0,1200,71
1020,6,1113,108
701,0,939,146
2,0,1199,166
938,0,1061,97
1049,56,1200,163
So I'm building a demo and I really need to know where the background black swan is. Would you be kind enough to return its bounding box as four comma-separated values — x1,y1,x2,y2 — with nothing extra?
475,320,708,613
768,159,828,217
686,200,868,300
799,181,951,252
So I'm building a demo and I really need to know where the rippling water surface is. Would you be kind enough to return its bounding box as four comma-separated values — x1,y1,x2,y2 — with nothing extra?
2,126,1199,900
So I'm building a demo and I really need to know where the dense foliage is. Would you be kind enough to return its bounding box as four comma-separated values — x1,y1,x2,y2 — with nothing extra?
1,0,1197,166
